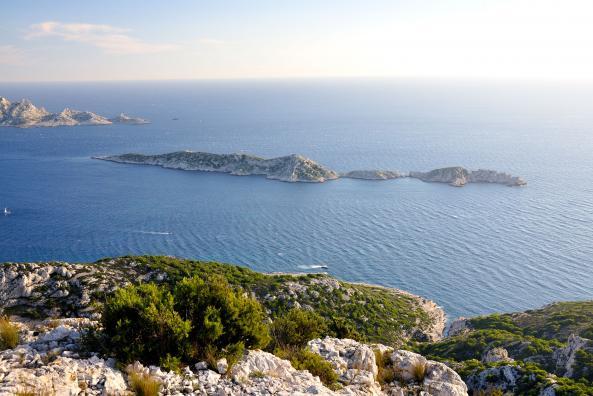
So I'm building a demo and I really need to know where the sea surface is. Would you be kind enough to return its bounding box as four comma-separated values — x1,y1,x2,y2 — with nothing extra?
2,79,593,319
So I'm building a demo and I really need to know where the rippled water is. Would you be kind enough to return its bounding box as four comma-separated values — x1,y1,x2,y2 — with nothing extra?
1,79,593,318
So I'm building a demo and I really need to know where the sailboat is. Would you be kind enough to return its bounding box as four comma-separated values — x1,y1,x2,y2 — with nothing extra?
3,208,11,215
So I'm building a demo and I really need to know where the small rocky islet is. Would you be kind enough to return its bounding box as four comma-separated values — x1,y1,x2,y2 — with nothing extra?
0,97,149,127
96,151,527,187
1,256,591,395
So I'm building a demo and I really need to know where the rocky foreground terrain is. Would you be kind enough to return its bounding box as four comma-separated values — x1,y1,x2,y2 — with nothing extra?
0,320,467,396
0,97,148,128
96,151,526,186
1,256,590,395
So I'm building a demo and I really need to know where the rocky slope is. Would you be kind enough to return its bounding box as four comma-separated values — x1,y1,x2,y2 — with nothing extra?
0,97,148,128
0,256,444,344
0,256,460,395
420,302,593,394
96,152,340,183
96,151,525,186
1,256,590,395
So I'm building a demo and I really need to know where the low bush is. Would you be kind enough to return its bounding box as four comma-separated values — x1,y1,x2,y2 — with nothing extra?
174,275,270,358
99,275,270,370
101,283,190,365
270,309,328,348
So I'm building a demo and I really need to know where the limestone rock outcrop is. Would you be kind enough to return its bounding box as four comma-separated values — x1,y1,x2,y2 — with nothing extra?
0,322,468,396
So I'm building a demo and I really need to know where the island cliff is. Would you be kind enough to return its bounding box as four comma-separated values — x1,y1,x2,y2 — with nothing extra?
96,150,526,187
0,97,148,128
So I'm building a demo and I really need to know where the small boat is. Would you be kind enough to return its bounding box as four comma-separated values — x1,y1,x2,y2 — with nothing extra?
3,208,11,215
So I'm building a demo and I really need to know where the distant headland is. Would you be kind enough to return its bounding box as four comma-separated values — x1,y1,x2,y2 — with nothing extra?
95,151,527,187
0,97,149,128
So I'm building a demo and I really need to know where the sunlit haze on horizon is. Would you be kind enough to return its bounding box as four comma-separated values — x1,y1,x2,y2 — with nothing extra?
1,0,593,82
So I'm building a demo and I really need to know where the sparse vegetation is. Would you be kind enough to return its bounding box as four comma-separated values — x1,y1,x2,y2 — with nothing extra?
274,347,338,387
375,350,397,385
411,360,427,382
0,317,19,350
127,369,161,396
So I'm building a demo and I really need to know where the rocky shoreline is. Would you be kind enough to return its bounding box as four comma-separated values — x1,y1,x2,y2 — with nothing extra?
96,150,526,186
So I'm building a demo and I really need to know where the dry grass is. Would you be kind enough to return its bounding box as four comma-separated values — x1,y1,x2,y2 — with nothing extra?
128,369,161,396
15,378,55,396
375,350,397,385
0,317,19,350
411,360,427,382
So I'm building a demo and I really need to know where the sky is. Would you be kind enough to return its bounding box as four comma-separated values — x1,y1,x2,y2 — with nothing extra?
1,0,593,82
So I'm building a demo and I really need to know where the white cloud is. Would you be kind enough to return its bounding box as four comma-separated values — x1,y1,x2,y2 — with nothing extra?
0,45,24,65
26,21,179,54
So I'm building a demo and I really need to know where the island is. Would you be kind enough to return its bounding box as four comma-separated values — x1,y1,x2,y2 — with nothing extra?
409,166,527,187
108,113,150,125
95,150,527,187
95,151,340,183
0,97,149,128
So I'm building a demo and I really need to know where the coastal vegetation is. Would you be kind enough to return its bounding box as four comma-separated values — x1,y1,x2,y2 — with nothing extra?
413,306,593,394
1,255,593,394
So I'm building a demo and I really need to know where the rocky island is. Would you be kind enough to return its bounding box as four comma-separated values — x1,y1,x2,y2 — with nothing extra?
0,97,149,128
96,150,526,187
409,167,527,187
0,255,590,395
95,151,340,183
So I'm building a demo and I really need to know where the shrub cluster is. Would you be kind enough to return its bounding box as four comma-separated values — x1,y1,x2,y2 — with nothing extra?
100,275,269,369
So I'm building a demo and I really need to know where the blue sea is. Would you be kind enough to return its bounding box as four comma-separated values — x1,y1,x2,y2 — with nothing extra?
2,79,593,319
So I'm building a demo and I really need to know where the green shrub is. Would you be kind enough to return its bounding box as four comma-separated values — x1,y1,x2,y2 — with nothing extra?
101,283,190,364
271,309,328,348
174,275,270,357
100,276,269,369
159,354,182,373
329,317,362,341
275,347,338,386
0,317,19,350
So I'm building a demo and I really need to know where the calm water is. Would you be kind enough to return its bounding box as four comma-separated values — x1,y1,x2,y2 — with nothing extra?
2,79,593,319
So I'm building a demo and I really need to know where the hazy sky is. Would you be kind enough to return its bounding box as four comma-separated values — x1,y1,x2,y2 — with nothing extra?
1,0,592,82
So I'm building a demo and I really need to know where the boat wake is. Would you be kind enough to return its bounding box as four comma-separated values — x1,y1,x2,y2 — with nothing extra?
297,264,329,270
135,230,172,235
